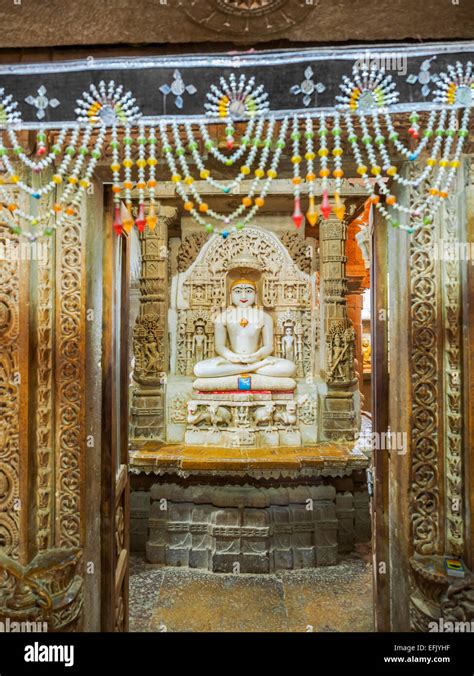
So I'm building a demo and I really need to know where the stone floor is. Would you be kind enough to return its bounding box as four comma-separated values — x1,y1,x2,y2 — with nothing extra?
129,544,373,632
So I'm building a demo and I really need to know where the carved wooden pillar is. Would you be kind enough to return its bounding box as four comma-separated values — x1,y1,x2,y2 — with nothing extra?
130,205,178,442
319,213,358,441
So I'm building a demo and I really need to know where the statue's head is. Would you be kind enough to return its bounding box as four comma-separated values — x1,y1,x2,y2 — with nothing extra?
284,326,293,335
230,279,257,308
196,325,204,334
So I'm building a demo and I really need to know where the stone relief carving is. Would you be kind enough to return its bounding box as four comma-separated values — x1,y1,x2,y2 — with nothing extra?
279,231,313,274
326,321,356,386
177,232,208,273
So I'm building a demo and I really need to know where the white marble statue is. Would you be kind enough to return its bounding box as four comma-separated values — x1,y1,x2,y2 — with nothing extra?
193,279,297,382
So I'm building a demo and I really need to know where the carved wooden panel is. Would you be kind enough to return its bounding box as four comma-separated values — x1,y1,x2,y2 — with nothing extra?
55,214,85,549
0,224,21,560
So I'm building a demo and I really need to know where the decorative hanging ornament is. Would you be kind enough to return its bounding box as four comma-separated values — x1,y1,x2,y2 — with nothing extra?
75,80,142,126
0,88,21,126
205,73,269,121
433,60,474,108
336,63,399,111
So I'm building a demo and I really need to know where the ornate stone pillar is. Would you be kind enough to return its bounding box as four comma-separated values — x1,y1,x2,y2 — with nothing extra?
130,205,178,442
319,213,358,441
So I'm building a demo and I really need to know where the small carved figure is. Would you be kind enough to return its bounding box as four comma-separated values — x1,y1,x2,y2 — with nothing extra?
274,401,298,426
281,324,296,362
192,324,207,364
253,403,275,426
144,341,160,374
362,335,371,371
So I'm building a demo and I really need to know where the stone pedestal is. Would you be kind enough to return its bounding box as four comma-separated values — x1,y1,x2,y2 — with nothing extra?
145,483,339,572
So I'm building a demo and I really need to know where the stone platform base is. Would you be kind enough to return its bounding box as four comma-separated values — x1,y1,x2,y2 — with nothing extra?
130,442,370,573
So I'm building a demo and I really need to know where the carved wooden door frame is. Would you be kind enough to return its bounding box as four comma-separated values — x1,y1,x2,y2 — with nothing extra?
101,188,131,631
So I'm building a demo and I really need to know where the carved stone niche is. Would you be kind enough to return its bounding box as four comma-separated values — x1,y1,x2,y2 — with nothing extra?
166,226,319,446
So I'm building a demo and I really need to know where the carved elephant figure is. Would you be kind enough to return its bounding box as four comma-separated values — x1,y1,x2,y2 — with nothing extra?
187,401,211,426
274,401,298,426
208,403,232,427
253,403,275,426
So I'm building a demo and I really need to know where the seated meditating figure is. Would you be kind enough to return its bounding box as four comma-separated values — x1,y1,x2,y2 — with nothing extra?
193,278,297,391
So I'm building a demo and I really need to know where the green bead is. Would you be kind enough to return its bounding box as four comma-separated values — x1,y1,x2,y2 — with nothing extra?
0,148,7,156
14,146,23,155
79,147,88,155
424,130,433,138
204,140,213,150
348,134,357,143
305,131,314,139
290,132,301,141
241,137,250,145
123,137,133,145
176,148,185,156
138,137,146,145
318,129,328,136
148,137,157,145
44,227,54,236
276,141,285,149
205,223,214,233
163,146,172,154
435,129,444,137
332,128,341,136
389,132,398,141
236,222,244,230
51,145,61,154
390,219,400,228
110,141,119,149
188,142,198,151
446,129,456,137
225,159,233,166
11,225,22,234
37,132,46,141
458,129,468,137
91,150,101,159
264,140,272,148
66,146,75,156
423,216,432,225
362,135,372,145
375,136,385,145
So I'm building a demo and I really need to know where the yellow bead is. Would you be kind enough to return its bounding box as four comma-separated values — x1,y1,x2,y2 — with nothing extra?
386,166,398,176
292,177,302,185
80,179,90,189
426,158,436,166
254,168,264,178
439,160,449,168
304,152,315,161
306,173,316,182
267,169,277,179
122,159,133,168
52,174,62,184
136,159,147,169
110,163,120,172
318,148,329,157
332,148,343,157
147,158,158,166
319,168,330,178
171,174,181,183
371,165,381,176
240,165,250,175
10,175,19,184
290,155,302,164
450,160,460,168
200,169,210,179
357,165,368,175
184,176,194,185
68,176,78,184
